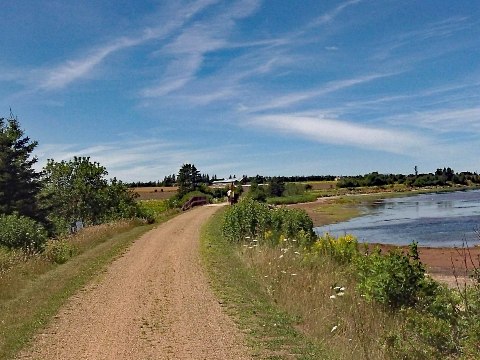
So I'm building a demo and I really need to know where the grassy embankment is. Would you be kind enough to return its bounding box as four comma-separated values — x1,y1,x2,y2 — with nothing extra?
201,209,329,359
202,201,480,359
0,199,175,360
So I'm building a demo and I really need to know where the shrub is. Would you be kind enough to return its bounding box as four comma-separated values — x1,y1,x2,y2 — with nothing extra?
222,198,270,242
355,243,430,308
0,213,47,252
43,238,77,264
312,233,359,264
222,198,315,246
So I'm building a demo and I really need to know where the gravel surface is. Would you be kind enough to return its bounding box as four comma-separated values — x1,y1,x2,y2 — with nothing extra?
17,206,250,360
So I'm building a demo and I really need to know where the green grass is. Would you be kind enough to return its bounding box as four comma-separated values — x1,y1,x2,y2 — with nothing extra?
200,209,329,359
267,193,319,205
0,220,161,360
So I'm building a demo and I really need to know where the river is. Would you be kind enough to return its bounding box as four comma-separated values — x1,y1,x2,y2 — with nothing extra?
315,190,480,247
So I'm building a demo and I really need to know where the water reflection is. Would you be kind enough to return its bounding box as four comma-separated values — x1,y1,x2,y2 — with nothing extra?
315,190,480,247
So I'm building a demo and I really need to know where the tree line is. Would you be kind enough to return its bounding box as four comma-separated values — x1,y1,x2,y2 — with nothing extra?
337,169,480,188
0,114,145,251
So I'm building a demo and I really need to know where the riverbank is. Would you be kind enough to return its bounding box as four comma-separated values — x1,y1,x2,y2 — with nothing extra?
292,189,480,287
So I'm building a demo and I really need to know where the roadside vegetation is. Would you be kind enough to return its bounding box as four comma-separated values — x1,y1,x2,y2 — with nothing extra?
0,114,178,359
203,198,480,359
0,220,156,360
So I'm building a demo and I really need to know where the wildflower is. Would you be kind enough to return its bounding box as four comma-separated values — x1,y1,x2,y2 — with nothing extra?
279,254,284,259
331,325,338,333
294,251,300,255
281,270,287,274
291,273,297,276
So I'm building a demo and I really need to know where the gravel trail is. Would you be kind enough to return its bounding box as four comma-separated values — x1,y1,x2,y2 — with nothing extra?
17,205,250,360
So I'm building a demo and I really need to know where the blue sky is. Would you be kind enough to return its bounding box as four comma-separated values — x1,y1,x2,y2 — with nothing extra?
1,0,479,182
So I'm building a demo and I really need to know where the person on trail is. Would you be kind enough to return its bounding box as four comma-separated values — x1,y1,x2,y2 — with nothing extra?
227,182,235,205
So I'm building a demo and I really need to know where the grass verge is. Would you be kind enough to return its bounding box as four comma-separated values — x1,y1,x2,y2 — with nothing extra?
200,209,329,359
0,220,163,360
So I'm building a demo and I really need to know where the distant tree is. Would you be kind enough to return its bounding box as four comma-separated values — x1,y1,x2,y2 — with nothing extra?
177,163,202,196
268,177,285,197
0,114,44,222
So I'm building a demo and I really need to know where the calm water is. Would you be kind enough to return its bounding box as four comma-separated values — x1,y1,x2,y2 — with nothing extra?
315,190,480,247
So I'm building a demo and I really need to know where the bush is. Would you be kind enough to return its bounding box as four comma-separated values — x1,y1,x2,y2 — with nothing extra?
312,233,359,264
222,198,315,246
0,213,47,252
355,243,430,308
222,198,270,242
43,238,77,264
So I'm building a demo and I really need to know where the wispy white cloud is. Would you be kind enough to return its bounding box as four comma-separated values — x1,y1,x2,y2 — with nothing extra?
36,137,242,181
141,0,262,98
372,16,473,63
243,72,397,113
250,113,427,154
309,0,362,27
39,37,143,90
389,107,480,133
25,0,220,91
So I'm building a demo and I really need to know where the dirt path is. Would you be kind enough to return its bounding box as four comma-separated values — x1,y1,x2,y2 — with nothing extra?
17,206,250,360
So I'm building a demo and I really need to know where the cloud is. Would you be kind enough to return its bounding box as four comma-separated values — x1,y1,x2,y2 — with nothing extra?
38,37,143,90
243,72,396,113
26,0,221,91
141,0,262,98
310,0,362,27
390,107,480,133
35,138,242,182
250,113,426,154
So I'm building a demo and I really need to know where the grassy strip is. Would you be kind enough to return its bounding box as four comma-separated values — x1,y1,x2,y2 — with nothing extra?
267,193,319,205
200,209,329,359
0,222,157,360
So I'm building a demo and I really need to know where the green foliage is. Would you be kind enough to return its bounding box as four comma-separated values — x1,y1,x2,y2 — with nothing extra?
222,198,271,242
246,181,267,202
0,115,44,223
266,193,318,205
43,239,76,264
337,168,479,188
355,243,432,308
311,233,359,264
0,213,47,251
267,177,285,197
41,157,140,229
176,163,202,196
282,182,307,196
222,198,315,246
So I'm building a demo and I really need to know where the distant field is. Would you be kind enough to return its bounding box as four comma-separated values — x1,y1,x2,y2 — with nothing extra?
305,180,337,190
132,187,177,200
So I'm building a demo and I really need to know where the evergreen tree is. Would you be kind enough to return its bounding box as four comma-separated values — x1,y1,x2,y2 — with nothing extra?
177,163,201,196
0,115,43,221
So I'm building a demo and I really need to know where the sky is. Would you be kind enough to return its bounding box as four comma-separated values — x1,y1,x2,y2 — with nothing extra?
1,0,479,182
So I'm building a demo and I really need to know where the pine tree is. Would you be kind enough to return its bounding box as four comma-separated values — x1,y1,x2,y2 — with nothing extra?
0,115,43,220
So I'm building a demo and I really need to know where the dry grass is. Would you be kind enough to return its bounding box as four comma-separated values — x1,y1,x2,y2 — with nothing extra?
0,220,153,360
132,186,177,200
239,240,401,360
